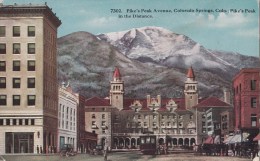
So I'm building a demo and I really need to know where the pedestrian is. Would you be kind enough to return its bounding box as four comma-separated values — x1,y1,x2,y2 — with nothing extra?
36,145,39,154
103,146,108,161
40,146,43,154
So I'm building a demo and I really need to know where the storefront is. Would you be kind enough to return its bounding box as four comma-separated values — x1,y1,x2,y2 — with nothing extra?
5,132,34,153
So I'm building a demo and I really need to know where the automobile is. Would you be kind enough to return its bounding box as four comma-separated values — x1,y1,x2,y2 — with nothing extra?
92,145,103,155
59,144,76,157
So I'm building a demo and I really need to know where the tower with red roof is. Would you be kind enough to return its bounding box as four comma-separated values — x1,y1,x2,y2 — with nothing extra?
110,67,124,110
184,67,198,109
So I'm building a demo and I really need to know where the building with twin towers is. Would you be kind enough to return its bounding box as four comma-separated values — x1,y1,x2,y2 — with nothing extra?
84,67,232,150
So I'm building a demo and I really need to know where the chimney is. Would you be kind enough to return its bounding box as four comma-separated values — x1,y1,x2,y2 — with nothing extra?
223,88,231,104
147,95,151,106
157,95,161,106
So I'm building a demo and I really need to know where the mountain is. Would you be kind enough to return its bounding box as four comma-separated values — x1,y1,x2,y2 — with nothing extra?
57,27,260,99
97,26,259,80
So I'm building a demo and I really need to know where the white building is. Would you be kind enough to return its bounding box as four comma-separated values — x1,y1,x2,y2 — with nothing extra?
58,83,78,152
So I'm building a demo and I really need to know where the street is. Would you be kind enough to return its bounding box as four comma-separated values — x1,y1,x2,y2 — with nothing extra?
2,152,252,161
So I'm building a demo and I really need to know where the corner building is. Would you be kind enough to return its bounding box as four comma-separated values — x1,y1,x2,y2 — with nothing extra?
233,68,260,141
0,4,61,154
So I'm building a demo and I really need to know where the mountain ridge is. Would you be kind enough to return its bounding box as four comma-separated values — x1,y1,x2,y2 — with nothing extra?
57,27,259,99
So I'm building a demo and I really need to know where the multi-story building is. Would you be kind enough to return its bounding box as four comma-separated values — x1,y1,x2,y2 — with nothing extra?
85,67,233,149
233,68,260,142
58,83,78,152
193,96,232,143
85,97,116,149
77,94,98,153
0,4,61,154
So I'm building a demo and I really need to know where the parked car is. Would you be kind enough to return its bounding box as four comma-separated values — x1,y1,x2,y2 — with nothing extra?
60,144,76,157
92,145,103,155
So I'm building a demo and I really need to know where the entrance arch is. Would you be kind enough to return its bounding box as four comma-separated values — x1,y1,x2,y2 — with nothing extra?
172,138,177,146
178,138,183,146
159,138,164,145
125,138,130,148
190,138,196,145
131,138,136,148
184,138,189,146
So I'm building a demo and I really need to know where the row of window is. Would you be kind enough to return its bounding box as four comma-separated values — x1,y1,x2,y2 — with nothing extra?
0,118,35,126
126,114,191,120
0,43,35,54
234,80,257,94
0,77,35,88
92,114,106,119
0,60,35,71
0,95,36,106
0,26,35,37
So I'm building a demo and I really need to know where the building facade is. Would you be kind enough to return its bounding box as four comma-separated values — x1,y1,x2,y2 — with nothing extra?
58,83,78,152
0,4,61,154
233,68,260,141
85,67,234,150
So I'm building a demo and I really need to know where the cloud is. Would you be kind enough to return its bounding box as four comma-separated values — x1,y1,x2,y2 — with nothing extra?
193,12,252,28
234,28,259,38
87,17,118,27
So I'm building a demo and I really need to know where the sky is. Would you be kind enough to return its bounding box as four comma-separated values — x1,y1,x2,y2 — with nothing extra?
4,0,259,57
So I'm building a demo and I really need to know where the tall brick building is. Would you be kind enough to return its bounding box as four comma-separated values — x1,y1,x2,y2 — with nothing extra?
233,68,260,141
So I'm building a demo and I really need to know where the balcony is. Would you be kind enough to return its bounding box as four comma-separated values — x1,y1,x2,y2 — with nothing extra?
91,125,98,129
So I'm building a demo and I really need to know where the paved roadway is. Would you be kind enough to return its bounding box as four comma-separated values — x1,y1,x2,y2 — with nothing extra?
1,152,252,161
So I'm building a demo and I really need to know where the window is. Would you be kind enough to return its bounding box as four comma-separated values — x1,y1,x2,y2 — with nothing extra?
101,121,106,126
28,43,35,54
13,26,20,37
0,44,6,54
251,80,256,90
0,77,6,88
27,78,35,88
6,119,10,125
13,43,20,54
251,114,257,127
0,95,7,105
0,26,5,37
13,78,21,88
25,119,29,125
0,61,6,71
13,61,20,71
144,122,147,127
27,95,36,106
102,114,105,119
0,119,3,125
13,95,20,106
13,119,17,125
28,60,35,71
251,97,257,108
31,119,35,125
19,119,23,125
28,26,35,37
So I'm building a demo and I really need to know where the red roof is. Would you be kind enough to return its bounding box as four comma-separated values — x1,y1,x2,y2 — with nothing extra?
187,66,195,78
193,97,231,109
113,67,121,78
253,133,260,141
85,97,111,106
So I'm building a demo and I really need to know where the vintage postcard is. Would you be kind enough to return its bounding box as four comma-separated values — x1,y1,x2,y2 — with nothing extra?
0,0,259,161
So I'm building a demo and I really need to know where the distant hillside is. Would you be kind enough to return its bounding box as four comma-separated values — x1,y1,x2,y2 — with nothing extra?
57,27,260,99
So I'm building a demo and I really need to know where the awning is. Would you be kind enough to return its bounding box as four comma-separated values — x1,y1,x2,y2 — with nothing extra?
203,135,220,144
225,134,242,144
253,134,260,141
223,135,234,144
204,136,213,144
